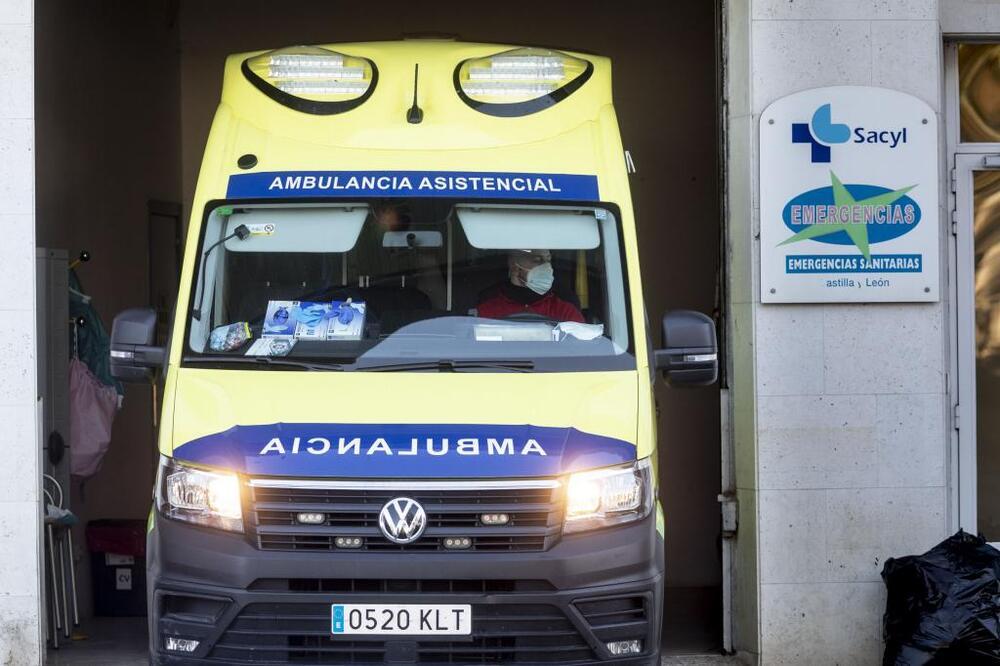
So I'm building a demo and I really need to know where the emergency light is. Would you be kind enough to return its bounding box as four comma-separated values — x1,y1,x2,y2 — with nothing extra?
242,45,377,115
455,47,592,117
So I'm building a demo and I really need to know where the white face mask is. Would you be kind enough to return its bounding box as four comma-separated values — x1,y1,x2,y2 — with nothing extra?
524,262,554,295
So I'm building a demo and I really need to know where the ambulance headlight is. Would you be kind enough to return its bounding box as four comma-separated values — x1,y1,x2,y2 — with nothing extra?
455,47,592,116
564,458,653,534
242,45,377,115
157,457,243,533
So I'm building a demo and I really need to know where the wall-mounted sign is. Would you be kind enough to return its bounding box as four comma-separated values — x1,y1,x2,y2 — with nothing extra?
760,86,939,303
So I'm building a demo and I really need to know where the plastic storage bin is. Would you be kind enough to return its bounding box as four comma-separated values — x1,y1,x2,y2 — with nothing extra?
85,519,147,617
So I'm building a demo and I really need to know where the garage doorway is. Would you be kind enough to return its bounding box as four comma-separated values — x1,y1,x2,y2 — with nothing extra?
35,0,723,660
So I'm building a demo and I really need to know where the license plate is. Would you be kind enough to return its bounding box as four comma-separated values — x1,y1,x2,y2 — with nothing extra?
331,604,472,636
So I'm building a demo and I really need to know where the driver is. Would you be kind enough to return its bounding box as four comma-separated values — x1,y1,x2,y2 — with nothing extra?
476,250,584,323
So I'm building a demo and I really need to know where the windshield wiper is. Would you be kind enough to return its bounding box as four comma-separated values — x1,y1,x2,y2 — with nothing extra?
183,355,345,371
358,359,535,373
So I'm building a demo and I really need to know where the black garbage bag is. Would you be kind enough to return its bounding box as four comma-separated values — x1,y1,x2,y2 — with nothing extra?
882,530,1000,665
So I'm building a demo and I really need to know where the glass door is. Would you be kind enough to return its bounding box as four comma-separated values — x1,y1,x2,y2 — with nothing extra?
956,155,1000,542
950,42,1000,543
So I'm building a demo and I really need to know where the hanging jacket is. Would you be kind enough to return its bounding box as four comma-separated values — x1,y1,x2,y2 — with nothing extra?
68,270,123,396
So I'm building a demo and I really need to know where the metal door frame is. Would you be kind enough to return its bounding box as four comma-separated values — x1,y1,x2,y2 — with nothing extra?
945,41,1000,542
953,153,1000,541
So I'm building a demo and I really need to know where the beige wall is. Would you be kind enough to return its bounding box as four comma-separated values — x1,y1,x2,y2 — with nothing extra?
177,0,722,591
35,0,181,617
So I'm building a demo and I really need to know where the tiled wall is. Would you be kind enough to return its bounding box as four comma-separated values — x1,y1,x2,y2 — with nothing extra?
732,0,955,663
0,0,39,664
941,0,1000,32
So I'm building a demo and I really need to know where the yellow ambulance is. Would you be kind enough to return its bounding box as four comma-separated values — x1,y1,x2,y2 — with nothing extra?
109,40,717,665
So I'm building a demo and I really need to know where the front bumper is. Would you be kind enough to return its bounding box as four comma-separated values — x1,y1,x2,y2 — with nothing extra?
148,511,664,665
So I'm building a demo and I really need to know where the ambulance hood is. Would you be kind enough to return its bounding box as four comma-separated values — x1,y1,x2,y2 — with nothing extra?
169,368,639,479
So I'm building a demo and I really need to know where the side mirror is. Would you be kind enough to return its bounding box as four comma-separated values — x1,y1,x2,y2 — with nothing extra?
653,310,718,387
110,308,165,382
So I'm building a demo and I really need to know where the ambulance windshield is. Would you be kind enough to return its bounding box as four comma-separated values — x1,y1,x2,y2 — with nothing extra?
185,200,634,372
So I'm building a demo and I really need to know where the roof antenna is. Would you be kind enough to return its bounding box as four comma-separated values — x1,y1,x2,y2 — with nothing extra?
407,64,424,124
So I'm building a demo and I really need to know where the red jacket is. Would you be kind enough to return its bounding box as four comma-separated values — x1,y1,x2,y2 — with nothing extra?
477,288,584,323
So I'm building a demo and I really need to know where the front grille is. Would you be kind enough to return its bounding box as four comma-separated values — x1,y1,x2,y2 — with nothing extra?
208,602,595,664
250,579,556,594
249,482,564,553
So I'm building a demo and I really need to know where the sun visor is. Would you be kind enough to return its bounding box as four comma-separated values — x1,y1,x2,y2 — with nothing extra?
456,206,600,250
224,205,368,253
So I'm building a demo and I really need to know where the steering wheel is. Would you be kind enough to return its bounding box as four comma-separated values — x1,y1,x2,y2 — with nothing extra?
501,311,559,324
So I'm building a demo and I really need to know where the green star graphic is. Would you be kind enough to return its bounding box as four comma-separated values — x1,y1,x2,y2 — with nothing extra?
778,171,916,260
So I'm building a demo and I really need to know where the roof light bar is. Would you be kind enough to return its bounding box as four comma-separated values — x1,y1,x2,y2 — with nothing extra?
274,80,370,95
461,81,559,96
268,66,366,79
242,45,377,115
454,47,592,117
269,53,345,68
468,66,565,81
491,55,564,69
467,55,565,81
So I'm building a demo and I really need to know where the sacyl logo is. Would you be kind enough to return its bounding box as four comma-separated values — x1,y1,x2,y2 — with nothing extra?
792,103,908,163
378,497,428,544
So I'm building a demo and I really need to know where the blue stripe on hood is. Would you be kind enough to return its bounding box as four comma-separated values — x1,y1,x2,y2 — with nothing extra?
173,423,636,478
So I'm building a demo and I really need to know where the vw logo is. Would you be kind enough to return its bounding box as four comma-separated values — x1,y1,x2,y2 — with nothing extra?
378,497,427,544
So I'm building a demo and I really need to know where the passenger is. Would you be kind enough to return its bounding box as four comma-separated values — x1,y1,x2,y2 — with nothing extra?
351,201,446,310
351,201,414,274
477,250,584,323
373,201,410,233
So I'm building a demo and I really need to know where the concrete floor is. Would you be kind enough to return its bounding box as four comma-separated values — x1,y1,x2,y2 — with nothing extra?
46,617,147,666
45,615,738,665
662,586,723,656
